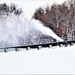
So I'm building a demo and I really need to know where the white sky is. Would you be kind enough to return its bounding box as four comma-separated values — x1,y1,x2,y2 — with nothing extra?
0,0,66,18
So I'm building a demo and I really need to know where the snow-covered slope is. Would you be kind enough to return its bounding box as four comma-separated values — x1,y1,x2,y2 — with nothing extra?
0,46,75,74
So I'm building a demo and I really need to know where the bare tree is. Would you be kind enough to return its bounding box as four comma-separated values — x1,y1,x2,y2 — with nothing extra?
33,0,75,40
0,3,23,16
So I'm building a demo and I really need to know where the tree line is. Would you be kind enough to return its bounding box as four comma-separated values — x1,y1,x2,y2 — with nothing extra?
33,0,75,40
0,3,22,16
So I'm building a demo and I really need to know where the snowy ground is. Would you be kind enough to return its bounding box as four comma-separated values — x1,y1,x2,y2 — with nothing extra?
0,45,75,74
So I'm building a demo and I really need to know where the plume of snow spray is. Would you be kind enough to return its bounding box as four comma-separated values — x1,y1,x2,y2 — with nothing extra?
0,13,63,48
30,19,64,42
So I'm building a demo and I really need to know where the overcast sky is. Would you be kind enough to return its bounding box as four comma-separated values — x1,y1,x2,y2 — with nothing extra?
0,0,66,19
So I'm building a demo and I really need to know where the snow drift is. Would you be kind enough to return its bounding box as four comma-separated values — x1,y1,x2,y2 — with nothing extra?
0,46,75,74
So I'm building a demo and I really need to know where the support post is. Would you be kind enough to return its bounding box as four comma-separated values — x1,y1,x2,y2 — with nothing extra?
49,45,52,48
59,44,63,47
70,42,74,46
15,48,19,52
4,48,8,52
37,46,41,50
26,47,30,50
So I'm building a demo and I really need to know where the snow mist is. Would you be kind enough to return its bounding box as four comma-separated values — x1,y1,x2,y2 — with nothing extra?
0,13,63,48
30,19,64,42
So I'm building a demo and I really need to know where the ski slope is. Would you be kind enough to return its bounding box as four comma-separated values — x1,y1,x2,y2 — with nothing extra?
0,45,75,74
